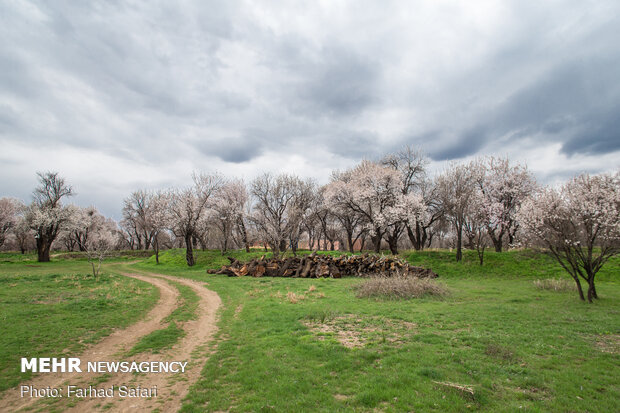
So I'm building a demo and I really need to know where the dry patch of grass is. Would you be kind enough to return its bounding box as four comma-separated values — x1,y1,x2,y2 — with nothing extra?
271,287,325,302
432,381,475,398
513,386,552,401
484,343,516,362
594,334,620,354
286,291,306,303
233,304,244,320
355,276,449,300
533,278,575,292
303,314,417,349
246,287,264,297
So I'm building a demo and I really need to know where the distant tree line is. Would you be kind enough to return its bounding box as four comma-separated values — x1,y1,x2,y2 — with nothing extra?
0,147,617,302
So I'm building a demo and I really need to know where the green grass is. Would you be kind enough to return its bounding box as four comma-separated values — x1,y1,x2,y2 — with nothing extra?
164,281,200,323
1,248,618,411
133,248,619,412
125,278,200,356
126,322,185,356
0,255,159,392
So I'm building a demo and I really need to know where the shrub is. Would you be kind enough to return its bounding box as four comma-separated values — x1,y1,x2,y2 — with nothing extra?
533,278,575,292
355,275,448,300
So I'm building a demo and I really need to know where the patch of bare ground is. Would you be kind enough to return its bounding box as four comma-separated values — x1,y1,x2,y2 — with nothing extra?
303,314,417,349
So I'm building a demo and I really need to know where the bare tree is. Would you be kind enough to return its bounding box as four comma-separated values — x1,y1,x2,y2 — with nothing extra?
211,179,249,254
148,191,170,264
26,172,74,262
250,173,314,258
464,191,489,265
119,190,170,262
518,172,620,302
436,162,481,262
169,172,223,266
122,190,155,250
290,179,317,255
83,218,117,279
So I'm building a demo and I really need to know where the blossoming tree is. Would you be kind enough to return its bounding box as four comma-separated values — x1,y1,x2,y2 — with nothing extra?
518,172,620,302
26,172,74,262
477,157,537,251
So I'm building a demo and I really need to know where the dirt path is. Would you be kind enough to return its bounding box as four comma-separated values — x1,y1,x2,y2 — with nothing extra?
0,271,221,413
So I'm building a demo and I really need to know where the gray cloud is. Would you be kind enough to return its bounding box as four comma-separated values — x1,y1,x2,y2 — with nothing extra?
1,0,619,218
291,47,381,118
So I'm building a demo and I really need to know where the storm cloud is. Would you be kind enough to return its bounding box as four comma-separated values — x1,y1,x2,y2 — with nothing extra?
1,0,619,218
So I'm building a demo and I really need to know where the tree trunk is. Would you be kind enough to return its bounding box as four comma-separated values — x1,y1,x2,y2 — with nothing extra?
272,242,281,259
426,232,434,248
153,236,160,264
36,236,51,262
222,236,228,255
492,237,502,252
587,276,598,302
477,242,485,266
573,276,586,301
406,225,418,250
590,280,598,299
238,219,250,253
387,233,399,255
489,230,503,252
508,231,515,247
185,234,195,266
347,231,354,253
455,223,463,262
371,232,382,253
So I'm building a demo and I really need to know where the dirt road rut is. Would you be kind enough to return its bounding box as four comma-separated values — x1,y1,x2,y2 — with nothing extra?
0,271,221,413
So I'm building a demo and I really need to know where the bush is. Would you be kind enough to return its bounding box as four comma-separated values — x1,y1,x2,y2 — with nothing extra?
533,278,575,292
355,275,449,300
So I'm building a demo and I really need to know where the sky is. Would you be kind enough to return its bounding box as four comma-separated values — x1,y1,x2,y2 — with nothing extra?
1,0,619,219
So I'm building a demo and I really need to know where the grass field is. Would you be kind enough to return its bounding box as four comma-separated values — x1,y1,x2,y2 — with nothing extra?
0,254,159,392
136,248,620,412
0,249,618,412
